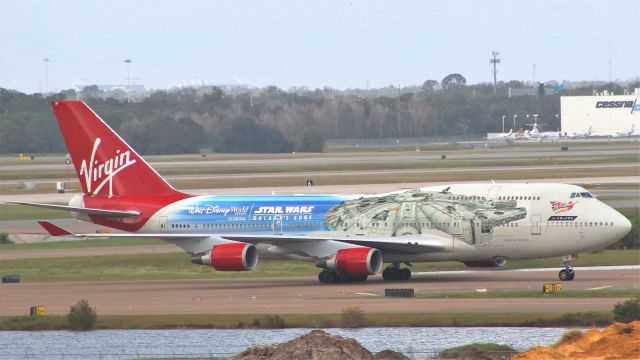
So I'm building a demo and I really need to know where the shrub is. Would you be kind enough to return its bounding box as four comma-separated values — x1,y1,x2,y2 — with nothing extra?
340,306,365,328
555,329,583,346
618,325,634,334
613,298,640,323
67,299,97,331
439,343,517,359
0,233,10,244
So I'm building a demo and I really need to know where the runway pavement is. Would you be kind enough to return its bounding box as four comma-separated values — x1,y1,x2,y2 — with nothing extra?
3,162,639,186
2,145,638,173
0,268,637,316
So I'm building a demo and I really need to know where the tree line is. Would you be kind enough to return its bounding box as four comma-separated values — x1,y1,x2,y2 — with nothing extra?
0,79,637,154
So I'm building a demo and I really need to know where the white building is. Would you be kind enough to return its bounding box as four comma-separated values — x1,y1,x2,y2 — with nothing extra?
561,94,640,134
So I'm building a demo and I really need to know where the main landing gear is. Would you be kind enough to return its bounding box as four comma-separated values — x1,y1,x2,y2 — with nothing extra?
558,255,576,281
382,263,411,281
318,269,367,284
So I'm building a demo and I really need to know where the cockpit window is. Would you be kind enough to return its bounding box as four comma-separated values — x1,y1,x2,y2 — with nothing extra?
570,192,593,199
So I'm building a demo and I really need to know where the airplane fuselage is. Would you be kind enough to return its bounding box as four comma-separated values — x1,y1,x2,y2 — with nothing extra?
72,183,629,265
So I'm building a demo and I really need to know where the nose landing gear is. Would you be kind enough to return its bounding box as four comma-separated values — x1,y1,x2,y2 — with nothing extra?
558,255,576,281
382,263,412,281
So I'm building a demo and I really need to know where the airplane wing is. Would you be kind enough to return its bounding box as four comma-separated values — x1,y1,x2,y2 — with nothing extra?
9,201,140,218
220,233,449,255
37,221,451,258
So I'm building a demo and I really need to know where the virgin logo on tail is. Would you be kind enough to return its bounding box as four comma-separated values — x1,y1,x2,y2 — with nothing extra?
79,138,136,196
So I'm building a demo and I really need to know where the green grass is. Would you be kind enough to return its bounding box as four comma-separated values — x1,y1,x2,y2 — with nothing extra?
415,288,640,299
0,250,637,282
0,204,71,221
0,311,614,330
0,237,165,251
0,255,321,282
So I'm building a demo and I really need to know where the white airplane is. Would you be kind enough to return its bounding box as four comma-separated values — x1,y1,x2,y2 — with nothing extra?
10,101,631,283
565,126,593,139
611,124,636,138
520,122,561,141
495,129,516,141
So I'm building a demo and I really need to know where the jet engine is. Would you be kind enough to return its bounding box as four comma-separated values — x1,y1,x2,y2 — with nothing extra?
191,242,258,271
325,247,383,278
463,257,508,268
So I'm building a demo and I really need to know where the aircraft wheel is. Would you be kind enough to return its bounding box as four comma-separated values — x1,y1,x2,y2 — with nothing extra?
335,272,352,283
559,269,571,281
382,267,394,280
319,270,337,284
401,268,411,280
568,270,575,281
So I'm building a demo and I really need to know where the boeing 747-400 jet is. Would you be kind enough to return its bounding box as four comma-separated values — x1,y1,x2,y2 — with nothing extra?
10,101,632,283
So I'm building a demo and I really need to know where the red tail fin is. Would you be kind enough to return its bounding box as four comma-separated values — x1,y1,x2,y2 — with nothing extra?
51,101,182,197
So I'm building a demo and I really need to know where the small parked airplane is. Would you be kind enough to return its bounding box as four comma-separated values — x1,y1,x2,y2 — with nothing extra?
565,126,593,139
10,101,632,283
611,124,636,138
520,122,561,141
493,129,516,141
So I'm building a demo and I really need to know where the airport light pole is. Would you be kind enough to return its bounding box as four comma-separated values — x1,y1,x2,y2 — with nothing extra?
65,154,71,188
502,115,506,133
124,58,132,102
490,51,500,95
43,57,50,94
124,58,132,86
512,114,518,129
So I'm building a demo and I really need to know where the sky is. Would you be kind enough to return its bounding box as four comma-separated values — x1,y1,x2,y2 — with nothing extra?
1,0,638,93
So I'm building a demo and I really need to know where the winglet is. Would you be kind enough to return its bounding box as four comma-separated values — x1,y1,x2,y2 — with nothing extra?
37,221,73,236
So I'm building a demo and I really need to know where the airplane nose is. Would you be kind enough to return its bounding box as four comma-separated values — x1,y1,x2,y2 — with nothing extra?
619,215,632,237
612,211,632,241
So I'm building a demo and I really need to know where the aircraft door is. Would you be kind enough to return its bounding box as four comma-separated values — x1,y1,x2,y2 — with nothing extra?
452,219,462,238
531,214,541,235
272,216,283,234
356,215,366,235
159,216,168,232
486,186,501,203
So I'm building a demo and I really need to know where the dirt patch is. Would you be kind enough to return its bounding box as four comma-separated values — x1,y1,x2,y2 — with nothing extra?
513,321,640,360
231,329,408,360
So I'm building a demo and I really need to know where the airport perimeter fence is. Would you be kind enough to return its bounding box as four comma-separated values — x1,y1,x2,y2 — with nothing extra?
0,350,520,359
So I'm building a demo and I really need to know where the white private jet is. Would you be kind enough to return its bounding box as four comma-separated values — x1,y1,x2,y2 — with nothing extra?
611,124,636,138
565,126,593,139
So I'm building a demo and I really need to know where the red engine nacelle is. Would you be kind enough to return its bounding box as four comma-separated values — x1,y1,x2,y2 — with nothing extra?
191,242,258,271
326,247,383,277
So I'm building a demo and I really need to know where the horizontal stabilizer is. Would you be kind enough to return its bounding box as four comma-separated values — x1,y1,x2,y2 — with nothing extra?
8,201,139,218
37,221,73,236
